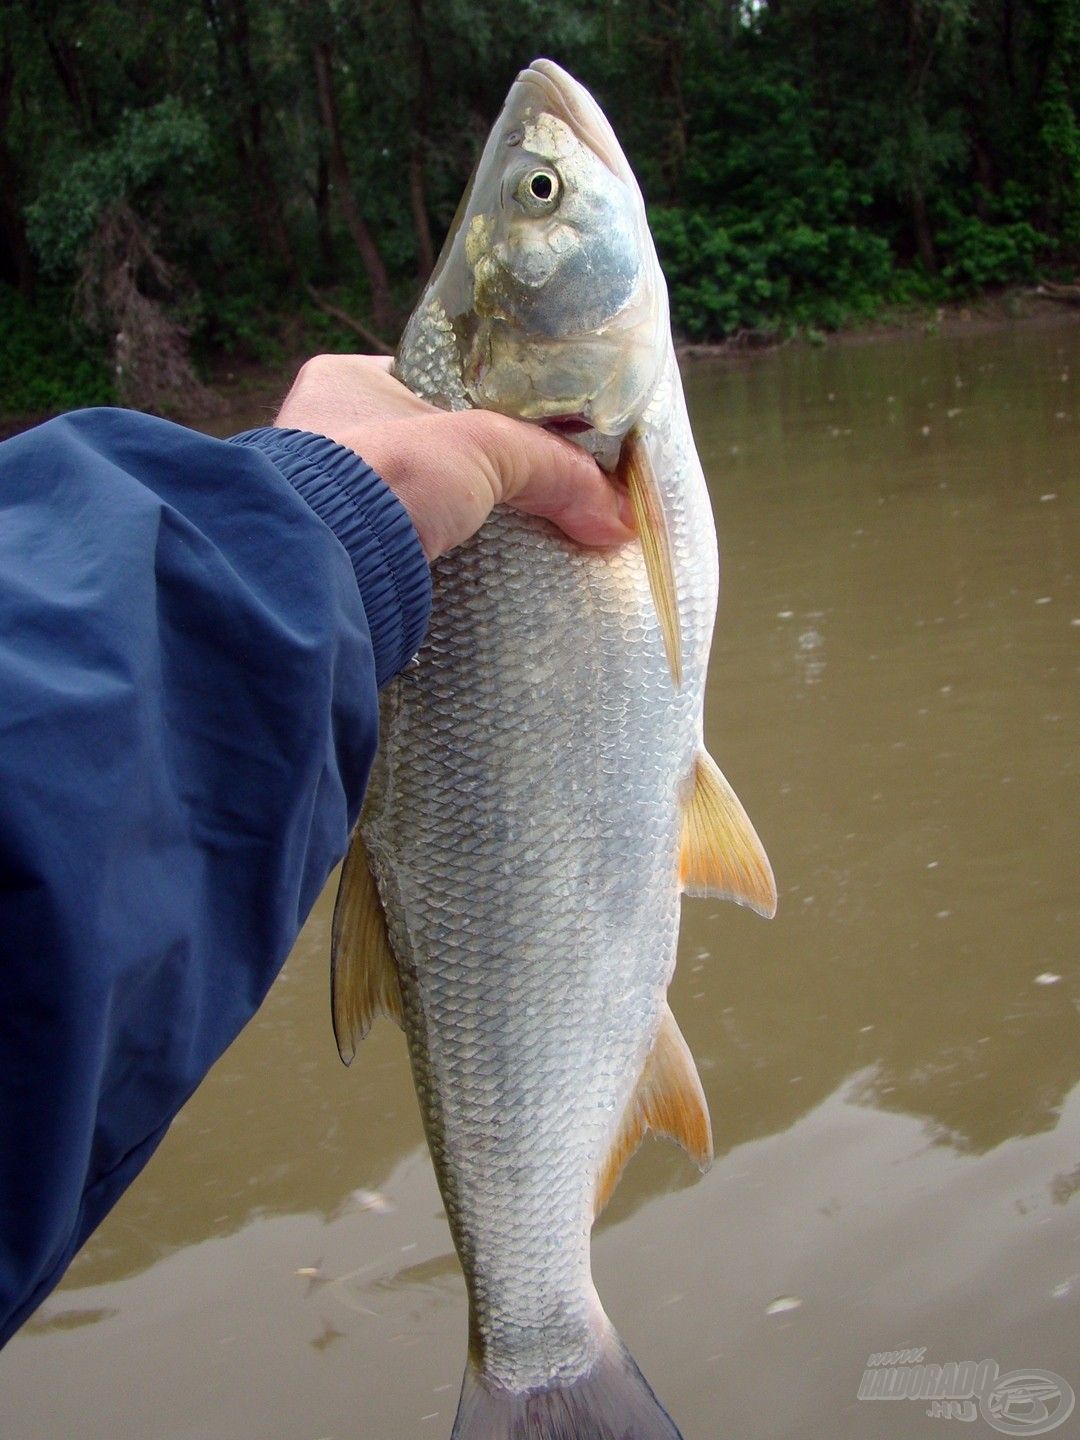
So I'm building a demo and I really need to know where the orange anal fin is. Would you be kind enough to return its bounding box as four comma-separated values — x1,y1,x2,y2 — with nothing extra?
680,750,777,917
594,1005,713,1217
330,829,403,1065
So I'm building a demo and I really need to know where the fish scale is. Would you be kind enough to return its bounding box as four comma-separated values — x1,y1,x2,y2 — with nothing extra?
333,59,775,1440
362,445,714,1392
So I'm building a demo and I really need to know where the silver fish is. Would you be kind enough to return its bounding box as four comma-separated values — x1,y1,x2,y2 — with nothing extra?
331,59,776,1440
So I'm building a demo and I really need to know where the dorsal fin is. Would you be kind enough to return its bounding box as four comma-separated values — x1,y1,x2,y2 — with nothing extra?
680,750,777,917
594,1005,713,1217
330,830,403,1065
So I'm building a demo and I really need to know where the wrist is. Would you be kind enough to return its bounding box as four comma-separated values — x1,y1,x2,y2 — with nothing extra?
228,427,432,685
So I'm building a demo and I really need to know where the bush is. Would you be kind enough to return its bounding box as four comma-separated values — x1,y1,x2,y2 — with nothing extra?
26,98,210,278
0,286,113,421
936,205,1050,290
650,204,894,340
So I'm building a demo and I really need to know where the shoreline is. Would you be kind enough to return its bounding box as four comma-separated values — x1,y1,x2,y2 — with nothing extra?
196,292,1080,433
2,291,1075,441
674,288,1078,363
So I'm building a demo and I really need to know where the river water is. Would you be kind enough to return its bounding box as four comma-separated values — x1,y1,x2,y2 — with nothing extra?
2,318,1077,1440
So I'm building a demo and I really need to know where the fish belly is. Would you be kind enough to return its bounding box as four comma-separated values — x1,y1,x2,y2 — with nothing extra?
361,507,703,1391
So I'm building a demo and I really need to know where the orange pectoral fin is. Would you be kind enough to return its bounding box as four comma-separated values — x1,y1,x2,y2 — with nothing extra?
620,427,683,689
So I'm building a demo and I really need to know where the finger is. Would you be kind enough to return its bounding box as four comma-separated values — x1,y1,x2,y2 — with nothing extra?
464,412,636,548
346,416,499,561
340,359,431,419
355,354,395,374
276,354,430,432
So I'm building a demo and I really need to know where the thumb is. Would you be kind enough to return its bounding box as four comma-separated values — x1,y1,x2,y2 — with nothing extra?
465,411,636,548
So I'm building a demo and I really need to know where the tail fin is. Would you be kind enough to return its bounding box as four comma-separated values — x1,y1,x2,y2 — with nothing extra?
451,1329,683,1440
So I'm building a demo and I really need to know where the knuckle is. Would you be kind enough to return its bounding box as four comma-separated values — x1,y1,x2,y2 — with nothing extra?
296,353,334,388
448,410,508,499
453,407,504,458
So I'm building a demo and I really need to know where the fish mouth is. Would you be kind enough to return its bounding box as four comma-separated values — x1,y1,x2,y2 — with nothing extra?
540,413,624,471
542,414,594,436
511,58,632,185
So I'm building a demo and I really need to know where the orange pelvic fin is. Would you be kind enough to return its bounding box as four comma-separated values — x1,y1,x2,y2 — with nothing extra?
330,830,403,1065
679,750,777,917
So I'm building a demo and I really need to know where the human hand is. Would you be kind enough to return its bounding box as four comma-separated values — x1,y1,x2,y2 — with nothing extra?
274,354,635,560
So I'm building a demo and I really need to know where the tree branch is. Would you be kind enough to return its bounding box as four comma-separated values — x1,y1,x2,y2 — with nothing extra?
305,284,395,354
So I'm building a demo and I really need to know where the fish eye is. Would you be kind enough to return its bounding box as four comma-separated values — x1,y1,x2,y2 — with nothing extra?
515,167,561,215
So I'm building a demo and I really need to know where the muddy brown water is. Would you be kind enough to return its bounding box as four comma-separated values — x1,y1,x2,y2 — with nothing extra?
2,319,1077,1440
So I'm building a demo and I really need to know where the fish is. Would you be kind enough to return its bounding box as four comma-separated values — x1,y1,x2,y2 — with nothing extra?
331,58,776,1440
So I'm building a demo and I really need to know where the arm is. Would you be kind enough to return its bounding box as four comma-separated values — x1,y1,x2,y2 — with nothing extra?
0,407,429,1345
0,360,631,1345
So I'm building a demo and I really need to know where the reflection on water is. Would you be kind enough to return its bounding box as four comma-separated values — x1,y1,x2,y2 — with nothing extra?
2,318,1077,1439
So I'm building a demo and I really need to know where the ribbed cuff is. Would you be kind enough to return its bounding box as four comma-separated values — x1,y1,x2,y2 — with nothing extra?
229,427,432,687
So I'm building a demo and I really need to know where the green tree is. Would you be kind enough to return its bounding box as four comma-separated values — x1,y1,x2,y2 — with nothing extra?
1,0,1076,412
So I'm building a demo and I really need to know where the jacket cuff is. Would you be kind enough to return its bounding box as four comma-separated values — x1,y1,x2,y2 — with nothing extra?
228,427,431,687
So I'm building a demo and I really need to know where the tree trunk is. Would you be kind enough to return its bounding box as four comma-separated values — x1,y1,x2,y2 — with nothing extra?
973,135,995,216
0,145,32,293
407,0,435,285
408,144,435,285
202,0,296,278
647,0,689,202
0,32,33,294
314,149,335,269
911,182,938,274
313,39,394,333
899,0,940,275
1001,0,1017,91
31,5,98,135
230,0,296,275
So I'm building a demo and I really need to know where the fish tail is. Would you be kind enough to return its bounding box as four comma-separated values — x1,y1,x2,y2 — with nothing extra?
450,1328,684,1440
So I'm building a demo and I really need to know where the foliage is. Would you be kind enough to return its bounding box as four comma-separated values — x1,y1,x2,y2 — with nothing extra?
936,205,1049,288
651,207,895,338
1038,0,1080,248
25,98,210,275
0,0,1076,410
0,288,113,421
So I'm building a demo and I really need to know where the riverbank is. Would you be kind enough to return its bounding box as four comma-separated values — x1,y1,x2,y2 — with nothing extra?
2,289,1076,442
198,291,1080,434
675,285,1078,360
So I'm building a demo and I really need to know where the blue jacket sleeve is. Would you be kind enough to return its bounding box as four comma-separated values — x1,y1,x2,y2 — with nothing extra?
0,408,431,1345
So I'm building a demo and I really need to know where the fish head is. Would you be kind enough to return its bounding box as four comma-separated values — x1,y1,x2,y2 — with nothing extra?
403,59,668,469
